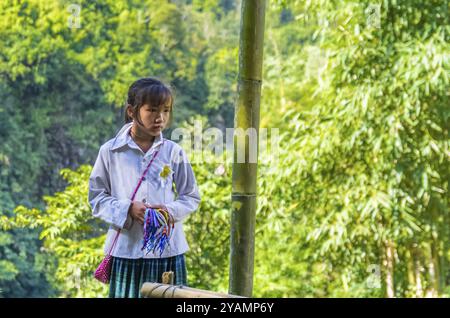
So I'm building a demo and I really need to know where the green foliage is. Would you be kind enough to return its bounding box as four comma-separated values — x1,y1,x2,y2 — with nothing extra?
1,166,108,297
0,0,238,296
1,0,448,298
185,159,231,292
253,0,449,297
0,180,55,297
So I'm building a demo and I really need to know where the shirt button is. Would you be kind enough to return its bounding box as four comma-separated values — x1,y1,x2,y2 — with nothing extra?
142,177,146,181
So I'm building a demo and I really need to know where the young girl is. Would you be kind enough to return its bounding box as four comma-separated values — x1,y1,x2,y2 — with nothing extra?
89,77,201,298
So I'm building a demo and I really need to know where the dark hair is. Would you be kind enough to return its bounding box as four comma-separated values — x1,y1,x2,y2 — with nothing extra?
125,77,174,127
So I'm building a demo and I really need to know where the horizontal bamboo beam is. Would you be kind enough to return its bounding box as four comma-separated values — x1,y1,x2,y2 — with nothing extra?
141,283,245,298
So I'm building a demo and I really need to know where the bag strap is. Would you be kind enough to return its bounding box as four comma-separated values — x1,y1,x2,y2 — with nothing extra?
107,140,164,256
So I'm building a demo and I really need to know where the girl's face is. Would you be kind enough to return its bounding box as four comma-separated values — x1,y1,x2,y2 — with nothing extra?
128,103,171,138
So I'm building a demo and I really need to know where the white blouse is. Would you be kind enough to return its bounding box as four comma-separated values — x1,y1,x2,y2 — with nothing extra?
88,122,201,258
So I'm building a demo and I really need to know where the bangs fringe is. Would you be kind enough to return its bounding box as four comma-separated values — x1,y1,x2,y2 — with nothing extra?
135,84,173,109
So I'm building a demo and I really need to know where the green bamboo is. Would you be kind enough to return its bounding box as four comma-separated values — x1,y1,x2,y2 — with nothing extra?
229,0,266,297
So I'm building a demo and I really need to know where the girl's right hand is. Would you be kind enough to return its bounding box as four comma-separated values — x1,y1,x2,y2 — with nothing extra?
128,201,147,225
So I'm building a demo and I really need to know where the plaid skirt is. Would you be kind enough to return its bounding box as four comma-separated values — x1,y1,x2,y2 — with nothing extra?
109,254,187,298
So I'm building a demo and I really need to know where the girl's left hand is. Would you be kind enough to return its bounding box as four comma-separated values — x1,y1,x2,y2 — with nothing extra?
145,203,167,211
144,203,174,225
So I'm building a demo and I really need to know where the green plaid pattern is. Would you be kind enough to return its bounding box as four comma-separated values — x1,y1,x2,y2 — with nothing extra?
109,254,187,298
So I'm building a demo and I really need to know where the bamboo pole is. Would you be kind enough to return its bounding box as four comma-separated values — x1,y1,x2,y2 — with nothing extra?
229,0,266,298
384,241,395,298
413,244,423,297
141,283,245,298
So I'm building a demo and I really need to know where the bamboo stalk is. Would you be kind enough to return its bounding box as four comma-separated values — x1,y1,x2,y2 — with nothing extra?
430,207,442,295
406,249,416,296
229,0,266,298
426,242,439,297
140,283,245,298
413,244,423,297
384,241,395,298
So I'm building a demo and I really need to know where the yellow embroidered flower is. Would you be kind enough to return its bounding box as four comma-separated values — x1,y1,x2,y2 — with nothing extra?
160,165,172,179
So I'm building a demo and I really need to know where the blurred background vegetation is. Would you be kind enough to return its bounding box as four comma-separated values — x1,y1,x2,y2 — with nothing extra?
0,0,448,297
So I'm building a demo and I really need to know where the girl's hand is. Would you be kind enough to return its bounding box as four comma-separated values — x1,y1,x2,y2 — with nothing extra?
144,203,175,225
128,201,147,225
145,203,167,211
